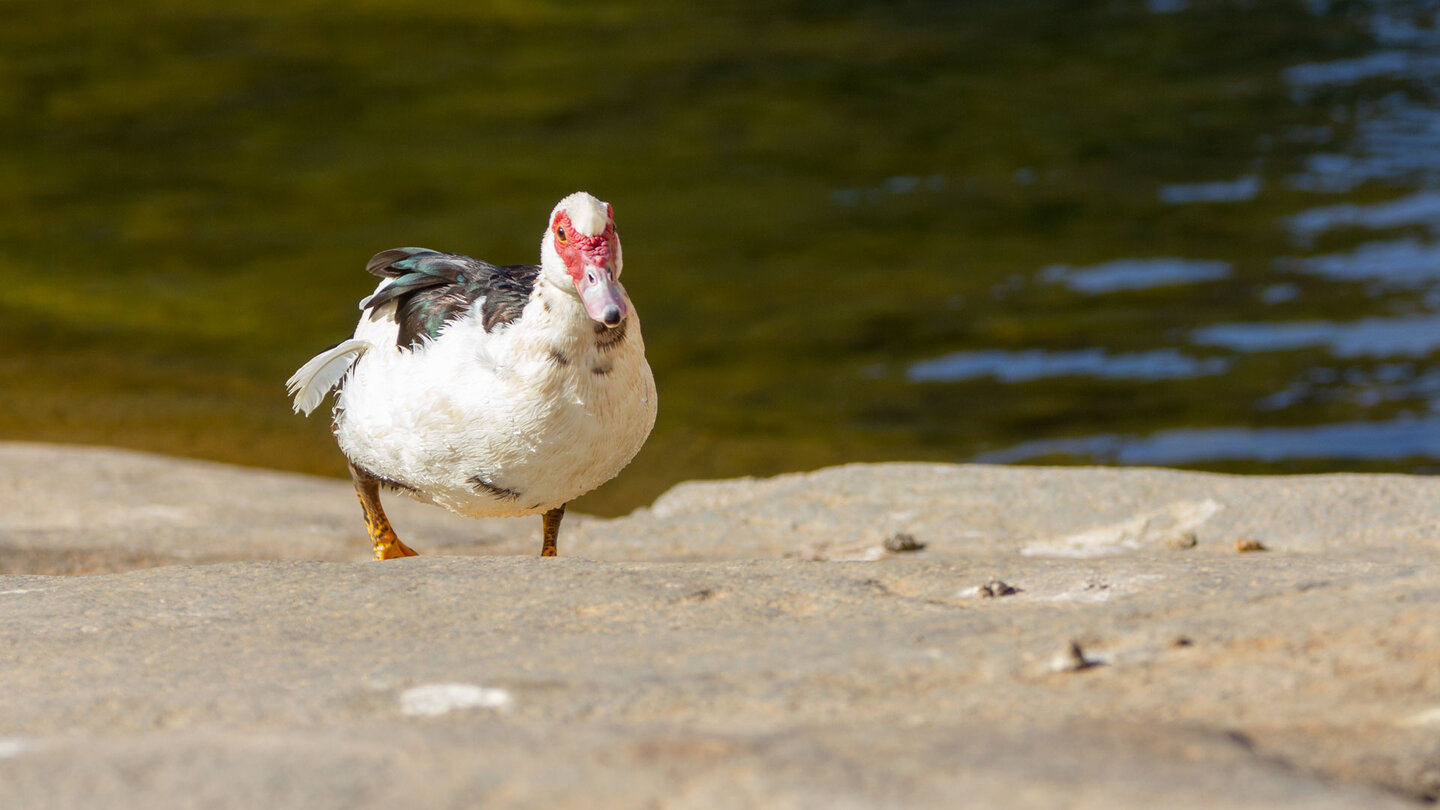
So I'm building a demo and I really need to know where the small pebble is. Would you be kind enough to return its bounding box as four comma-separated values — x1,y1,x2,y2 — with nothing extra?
883,533,926,553
1234,538,1268,553
1167,531,1198,550
1050,640,1095,673
979,580,1019,598
1415,767,1440,799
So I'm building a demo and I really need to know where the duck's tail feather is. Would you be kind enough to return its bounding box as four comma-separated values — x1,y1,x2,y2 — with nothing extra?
286,338,371,416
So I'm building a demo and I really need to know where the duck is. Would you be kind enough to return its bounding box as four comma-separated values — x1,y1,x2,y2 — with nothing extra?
286,191,656,559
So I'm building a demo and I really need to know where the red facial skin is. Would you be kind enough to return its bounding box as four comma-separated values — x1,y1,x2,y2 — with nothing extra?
552,206,618,284
552,203,627,326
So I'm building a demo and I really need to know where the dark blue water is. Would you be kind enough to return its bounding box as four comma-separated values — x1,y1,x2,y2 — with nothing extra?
895,0,1440,472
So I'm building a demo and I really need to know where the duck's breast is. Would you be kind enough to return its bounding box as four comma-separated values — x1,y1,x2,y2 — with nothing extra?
335,309,655,517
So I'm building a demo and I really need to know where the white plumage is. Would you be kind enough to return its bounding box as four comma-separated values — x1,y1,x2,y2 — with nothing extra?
336,281,653,516
287,192,655,557
286,338,370,417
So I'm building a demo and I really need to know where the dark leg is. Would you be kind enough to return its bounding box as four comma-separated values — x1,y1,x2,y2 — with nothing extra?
541,505,566,557
348,461,419,560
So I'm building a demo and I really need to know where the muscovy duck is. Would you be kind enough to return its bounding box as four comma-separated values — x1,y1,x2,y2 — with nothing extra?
286,192,656,559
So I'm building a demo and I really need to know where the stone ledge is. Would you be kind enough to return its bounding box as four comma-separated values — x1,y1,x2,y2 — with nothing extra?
1,443,1437,807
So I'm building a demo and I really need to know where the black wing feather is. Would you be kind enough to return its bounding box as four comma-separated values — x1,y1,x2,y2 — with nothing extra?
361,247,540,348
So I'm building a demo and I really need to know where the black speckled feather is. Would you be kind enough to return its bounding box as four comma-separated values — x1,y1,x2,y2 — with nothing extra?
362,247,540,348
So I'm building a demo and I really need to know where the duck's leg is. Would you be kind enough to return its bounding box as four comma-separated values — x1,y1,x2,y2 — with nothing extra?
348,461,419,560
541,505,565,557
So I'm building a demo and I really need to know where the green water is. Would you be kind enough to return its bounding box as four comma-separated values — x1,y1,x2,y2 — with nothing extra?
3,0,1437,514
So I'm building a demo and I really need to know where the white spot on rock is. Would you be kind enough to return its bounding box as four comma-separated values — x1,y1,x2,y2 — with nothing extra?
0,738,29,759
1401,706,1440,727
1031,574,1165,603
398,683,514,717
1023,499,1223,557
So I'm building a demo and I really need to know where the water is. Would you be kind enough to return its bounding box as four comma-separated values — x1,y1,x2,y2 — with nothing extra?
888,0,1440,476
1,0,1437,514
908,348,1231,384
1036,258,1234,294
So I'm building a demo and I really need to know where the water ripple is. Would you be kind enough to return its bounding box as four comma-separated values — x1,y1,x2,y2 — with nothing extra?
1159,175,1261,204
908,348,1229,384
1285,190,1440,245
1039,258,1231,294
1280,237,1440,288
976,414,1440,465
1191,313,1440,358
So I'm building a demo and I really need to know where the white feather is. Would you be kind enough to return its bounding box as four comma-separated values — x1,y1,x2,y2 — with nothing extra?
286,338,371,416
558,191,608,236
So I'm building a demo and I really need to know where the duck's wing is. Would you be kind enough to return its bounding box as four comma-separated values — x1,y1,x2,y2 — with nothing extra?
361,247,541,348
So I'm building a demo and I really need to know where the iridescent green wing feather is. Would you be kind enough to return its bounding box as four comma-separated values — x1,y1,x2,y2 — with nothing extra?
362,247,540,348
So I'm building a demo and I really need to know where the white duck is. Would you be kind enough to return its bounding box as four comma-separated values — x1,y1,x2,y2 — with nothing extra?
286,192,656,559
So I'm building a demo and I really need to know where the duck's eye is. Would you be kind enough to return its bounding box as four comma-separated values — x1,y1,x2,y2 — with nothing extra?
556,225,567,244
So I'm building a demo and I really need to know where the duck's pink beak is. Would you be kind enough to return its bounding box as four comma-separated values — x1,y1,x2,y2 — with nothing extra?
575,237,627,327
579,263,627,327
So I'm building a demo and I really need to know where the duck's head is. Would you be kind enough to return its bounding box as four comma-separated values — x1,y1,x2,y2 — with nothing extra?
541,191,627,328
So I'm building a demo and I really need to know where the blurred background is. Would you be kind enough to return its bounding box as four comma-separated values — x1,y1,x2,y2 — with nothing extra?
2,0,1437,515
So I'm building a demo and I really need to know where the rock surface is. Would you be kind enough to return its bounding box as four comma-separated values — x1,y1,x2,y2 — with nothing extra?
1,442,1438,807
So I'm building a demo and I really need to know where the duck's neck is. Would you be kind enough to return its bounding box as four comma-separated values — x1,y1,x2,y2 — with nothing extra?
528,276,592,337
517,275,638,362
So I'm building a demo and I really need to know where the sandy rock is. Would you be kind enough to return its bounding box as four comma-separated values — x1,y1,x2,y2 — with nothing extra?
574,462,1440,560
1,443,1438,807
0,443,544,573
